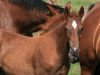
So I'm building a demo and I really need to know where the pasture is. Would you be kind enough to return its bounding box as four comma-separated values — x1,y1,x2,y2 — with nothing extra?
44,0,99,75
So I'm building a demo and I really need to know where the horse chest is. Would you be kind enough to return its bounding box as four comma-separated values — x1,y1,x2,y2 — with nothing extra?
34,57,62,75
33,48,63,74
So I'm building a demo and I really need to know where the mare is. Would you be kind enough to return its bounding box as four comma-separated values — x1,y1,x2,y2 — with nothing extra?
0,0,63,36
79,2,100,75
0,5,84,75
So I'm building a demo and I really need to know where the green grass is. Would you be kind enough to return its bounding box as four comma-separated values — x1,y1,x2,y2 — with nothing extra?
68,63,81,75
43,0,99,75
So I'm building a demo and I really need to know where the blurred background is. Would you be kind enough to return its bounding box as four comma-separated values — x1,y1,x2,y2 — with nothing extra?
43,0,99,75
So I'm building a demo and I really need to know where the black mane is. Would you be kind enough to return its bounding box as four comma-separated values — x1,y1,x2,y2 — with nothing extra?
10,0,49,12
9,0,63,14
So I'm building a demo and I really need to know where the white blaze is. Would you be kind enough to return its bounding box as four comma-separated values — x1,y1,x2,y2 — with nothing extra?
72,20,77,29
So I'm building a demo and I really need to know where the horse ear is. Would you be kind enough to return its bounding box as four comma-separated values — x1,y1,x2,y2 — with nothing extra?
47,5,59,15
65,1,72,10
78,6,85,19
64,6,70,17
64,1,71,17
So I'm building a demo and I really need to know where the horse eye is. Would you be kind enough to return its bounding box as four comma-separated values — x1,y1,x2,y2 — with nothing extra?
78,28,83,37
80,28,83,33
65,28,68,32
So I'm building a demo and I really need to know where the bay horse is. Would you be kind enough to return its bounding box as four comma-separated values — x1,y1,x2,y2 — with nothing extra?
0,0,63,36
79,2,100,75
0,5,84,75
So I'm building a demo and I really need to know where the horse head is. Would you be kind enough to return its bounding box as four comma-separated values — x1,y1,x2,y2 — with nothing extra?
64,6,84,63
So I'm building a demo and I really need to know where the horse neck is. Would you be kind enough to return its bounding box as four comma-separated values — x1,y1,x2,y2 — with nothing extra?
84,6,100,33
41,14,65,32
83,5,100,47
44,22,68,50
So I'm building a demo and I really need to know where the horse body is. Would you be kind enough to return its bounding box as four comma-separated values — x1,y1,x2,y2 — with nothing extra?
0,21,70,75
79,2,100,75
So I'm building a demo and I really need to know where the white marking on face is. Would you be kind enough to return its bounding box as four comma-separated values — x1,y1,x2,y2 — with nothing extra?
73,47,77,52
72,20,77,29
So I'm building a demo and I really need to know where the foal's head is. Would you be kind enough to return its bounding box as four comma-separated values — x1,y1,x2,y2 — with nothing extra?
64,6,84,63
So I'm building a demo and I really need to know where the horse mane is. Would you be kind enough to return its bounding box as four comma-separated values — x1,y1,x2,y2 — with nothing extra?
8,0,49,12
40,13,65,33
6,0,63,15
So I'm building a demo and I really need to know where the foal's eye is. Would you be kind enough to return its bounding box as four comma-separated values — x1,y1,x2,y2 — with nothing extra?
78,28,83,37
79,28,83,34
65,28,68,32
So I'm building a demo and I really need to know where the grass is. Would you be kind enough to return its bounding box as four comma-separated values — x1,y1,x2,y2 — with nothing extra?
44,0,99,75
68,63,81,75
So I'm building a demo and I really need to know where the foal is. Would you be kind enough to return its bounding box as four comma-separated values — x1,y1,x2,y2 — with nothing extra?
0,19,69,75
0,5,84,75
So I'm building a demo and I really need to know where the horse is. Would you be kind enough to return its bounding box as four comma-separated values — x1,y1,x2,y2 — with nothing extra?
0,5,84,75
35,4,84,64
0,0,64,36
0,1,67,74
79,2,100,75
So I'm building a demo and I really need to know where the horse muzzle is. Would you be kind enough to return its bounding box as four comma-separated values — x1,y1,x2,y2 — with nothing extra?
68,47,79,63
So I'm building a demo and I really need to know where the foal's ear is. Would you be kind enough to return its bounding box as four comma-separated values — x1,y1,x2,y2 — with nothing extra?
64,7,70,17
78,6,84,19
47,5,59,15
65,1,72,10
64,1,71,17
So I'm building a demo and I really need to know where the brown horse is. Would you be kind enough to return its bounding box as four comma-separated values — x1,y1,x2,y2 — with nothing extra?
0,0,63,36
0,16,69,75
79,2,100,75
39,5,84,64
0,5,84,75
